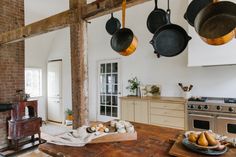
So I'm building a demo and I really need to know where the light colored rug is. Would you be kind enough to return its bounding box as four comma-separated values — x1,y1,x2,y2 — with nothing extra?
41,122,71,136
18,122,72,157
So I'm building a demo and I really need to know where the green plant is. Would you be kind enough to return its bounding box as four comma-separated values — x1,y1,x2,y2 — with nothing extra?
126,77,140,93
65,108,73,116
150,85,160,95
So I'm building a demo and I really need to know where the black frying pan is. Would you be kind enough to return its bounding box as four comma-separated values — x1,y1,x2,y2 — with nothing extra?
184,0,213,27
147,0,167,34
150,0,191,57
106,13,121,35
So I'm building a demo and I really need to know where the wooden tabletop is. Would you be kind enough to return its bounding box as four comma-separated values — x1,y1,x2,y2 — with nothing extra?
39,122,182,157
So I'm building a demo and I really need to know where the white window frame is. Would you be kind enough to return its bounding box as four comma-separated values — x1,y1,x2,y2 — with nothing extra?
25,67,42,98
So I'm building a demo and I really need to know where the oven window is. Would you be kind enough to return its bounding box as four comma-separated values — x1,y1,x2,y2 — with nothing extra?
227,124,236,134
193,120,210,130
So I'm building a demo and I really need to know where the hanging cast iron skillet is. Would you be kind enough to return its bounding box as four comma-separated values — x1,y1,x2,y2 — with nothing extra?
194,1,236,45
147,0,167,34
150,0,192,57
106,13,121,35
110,0,138,56
184,0,213,27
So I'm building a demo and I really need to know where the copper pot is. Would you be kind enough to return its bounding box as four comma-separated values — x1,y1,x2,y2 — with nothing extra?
194,1,236,45
110,0,138,56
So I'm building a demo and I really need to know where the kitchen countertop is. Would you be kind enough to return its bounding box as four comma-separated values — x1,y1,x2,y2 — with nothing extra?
39,122,182,157
120,96,187,104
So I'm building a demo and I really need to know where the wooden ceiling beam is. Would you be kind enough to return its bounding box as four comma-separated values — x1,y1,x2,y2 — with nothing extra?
0,0,151,45
83,0,151,20
0,9,77,45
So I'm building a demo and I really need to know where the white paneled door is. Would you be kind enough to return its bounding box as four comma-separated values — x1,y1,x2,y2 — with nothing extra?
47,60,62,123
97,59,121,122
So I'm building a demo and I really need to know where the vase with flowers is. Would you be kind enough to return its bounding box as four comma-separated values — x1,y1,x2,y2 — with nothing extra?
126,77,140,96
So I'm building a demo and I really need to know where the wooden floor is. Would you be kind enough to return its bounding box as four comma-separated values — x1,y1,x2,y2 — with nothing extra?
18,148,51,157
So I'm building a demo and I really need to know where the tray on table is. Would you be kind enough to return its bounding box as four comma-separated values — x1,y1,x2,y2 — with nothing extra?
169,134,236,157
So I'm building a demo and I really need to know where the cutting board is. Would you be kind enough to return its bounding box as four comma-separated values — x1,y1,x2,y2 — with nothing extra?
169,134,236,157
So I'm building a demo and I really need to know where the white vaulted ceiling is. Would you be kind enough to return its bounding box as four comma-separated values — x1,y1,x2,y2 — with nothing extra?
24,0,69,25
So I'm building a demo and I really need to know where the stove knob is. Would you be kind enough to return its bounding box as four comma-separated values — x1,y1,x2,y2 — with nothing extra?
216,106,222,111
229,107,234,112
190,105,194,109
204,105,209,110
198,105,202,110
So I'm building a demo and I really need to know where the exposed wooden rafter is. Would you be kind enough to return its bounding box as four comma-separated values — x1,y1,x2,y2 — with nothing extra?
83,0,152,20
0,0,151,45
0,9,77,45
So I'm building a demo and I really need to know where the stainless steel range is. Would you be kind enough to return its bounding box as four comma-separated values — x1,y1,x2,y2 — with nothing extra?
187,97,236,137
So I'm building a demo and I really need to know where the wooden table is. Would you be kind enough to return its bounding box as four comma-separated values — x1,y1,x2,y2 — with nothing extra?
39,122,182,157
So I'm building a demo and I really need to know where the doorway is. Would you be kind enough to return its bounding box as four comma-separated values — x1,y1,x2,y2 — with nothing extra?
97,59,121,122
47,60,62,123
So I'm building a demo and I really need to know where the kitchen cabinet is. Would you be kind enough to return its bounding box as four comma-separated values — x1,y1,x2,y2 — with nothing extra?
149,102,185,129
121,100,134,122
120,99,149,124
120,97,186,129
187,0,236,67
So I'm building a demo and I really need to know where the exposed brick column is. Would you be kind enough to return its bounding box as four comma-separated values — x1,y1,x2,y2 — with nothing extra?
0,0,24,149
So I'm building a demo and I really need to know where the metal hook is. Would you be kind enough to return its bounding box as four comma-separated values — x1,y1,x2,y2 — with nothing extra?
85,20,91,24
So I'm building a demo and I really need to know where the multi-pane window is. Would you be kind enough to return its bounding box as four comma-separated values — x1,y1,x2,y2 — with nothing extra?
25,68,42,97
99,62,118,117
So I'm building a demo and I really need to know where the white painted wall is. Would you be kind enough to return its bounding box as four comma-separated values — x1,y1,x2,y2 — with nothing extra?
87,0,236,121
48,27,72,118
25,32,56,120
25,0,71,120
24,0,236,122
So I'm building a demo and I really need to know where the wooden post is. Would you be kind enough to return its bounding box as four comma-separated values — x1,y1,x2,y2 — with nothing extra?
70,0,89,129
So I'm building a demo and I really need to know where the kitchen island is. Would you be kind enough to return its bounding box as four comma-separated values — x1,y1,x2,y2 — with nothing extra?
39,122,182,157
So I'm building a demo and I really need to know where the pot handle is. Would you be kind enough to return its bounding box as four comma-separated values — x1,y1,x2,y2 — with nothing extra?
184,12,188,20
188,36,192,41
154,0,158,9
234,28,236,38
122,0,126,28
156,52,161,58
166,0,171,24
150,40,154,45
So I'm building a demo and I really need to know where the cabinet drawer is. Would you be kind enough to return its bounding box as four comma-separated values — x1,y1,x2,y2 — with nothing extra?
150,115,184,129
150,108,184,118
150,102,184,110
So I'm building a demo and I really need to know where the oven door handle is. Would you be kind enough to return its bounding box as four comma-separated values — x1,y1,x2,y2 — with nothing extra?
188,114,215,118
216,116,236,121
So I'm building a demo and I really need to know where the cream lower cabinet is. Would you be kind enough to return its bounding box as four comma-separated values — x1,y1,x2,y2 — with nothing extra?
120,97,186,130
121,99,149,124
149,101,185,129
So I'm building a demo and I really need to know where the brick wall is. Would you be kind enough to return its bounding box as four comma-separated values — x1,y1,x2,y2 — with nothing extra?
0,0,24,149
